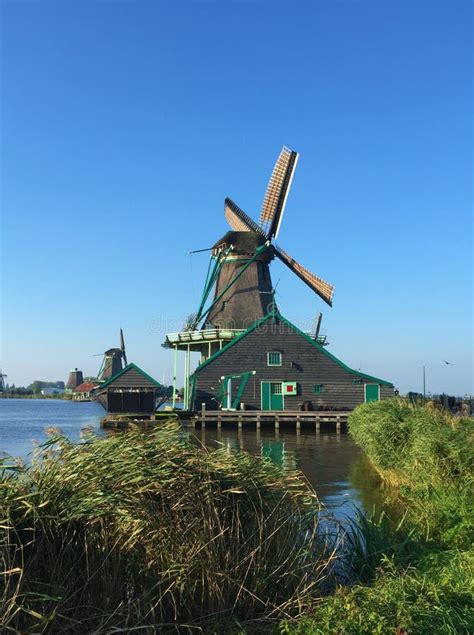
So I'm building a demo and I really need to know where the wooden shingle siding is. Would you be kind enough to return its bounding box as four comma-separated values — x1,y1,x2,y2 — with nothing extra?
194,317,394,411
207,232,276,330
105,367,157,389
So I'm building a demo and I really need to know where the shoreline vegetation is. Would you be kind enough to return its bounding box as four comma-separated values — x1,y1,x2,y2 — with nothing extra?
284,399,473,634
0,393,67,399
1,422,334,632
1,400,472,633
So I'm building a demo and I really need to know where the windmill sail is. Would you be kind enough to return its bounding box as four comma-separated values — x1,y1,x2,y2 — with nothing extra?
224,198,266,236
259,147,299,239
274,244,334,306
223,147,335,309
120,328,128,366
313,312,323,340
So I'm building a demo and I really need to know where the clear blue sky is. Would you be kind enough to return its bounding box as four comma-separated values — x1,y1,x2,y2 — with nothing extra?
1,1,472,395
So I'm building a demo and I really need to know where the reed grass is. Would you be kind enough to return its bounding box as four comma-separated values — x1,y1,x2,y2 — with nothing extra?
0,422,332,632
348,398,472,488
348,398,473,546
281,399,474,633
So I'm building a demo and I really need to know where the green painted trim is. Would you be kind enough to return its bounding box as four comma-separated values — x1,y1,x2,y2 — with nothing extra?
196,248,232,322
276,314,393,386
194,310,393,387
99,363,163,389
220,370,255,409
189,372,197,409
267,351,282,366
198,242,270,325
195,313,272,372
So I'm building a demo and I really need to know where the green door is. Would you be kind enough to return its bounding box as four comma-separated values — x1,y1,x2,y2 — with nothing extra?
261,382,284,410
365,384,380,402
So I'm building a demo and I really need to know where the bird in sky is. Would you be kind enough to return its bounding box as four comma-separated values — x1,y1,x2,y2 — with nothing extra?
443,360,454,365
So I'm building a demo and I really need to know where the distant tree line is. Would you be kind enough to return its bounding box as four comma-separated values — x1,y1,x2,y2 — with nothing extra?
5,381,65,396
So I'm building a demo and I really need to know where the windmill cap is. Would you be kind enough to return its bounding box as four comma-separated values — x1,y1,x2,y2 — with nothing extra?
213,231,274,259
104,348,124,356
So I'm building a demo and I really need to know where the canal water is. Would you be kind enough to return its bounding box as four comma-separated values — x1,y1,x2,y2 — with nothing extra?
0,399,384,518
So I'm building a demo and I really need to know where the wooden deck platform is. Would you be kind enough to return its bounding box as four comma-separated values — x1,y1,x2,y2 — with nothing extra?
188,408,349,432
100,412,179,430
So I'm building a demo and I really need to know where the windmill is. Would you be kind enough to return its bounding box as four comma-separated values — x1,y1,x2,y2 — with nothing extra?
97,329,128,382
66,368,84,390
0,370,7,392
196,147,335,330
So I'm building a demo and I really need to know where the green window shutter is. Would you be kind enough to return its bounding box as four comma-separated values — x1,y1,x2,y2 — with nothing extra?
314,384,324,394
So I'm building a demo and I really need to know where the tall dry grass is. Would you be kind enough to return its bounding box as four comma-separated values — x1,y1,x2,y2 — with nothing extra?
1,422,333,632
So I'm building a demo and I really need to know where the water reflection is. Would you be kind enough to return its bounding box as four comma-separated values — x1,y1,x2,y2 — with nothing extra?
192,427,385,519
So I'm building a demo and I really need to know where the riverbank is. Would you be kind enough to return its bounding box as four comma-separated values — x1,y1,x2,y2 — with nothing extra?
284,399,473,633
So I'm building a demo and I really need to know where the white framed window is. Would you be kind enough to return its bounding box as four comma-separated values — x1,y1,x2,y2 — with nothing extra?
267,351,282,366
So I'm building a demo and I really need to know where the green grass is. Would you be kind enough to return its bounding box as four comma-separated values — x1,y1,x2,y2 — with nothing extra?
282,399,474,634
0,422,332,632
282,548,474,634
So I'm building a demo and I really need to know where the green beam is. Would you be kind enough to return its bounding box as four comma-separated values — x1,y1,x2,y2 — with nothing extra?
199,242,270,325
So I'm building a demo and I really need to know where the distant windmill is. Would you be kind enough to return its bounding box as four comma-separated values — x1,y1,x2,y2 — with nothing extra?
195,147,335,330
97,329,128,382
0,370,7,392
66,368,83,390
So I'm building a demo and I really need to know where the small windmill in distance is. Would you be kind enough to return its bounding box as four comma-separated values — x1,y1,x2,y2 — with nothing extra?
0,370,7,392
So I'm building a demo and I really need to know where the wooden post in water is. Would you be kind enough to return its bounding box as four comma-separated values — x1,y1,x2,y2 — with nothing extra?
336,415,341,433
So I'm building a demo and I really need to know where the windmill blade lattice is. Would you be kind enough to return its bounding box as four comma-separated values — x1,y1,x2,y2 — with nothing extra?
274,244,334,306
224,198,266,236
223,147,335,308
259,147,299,239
